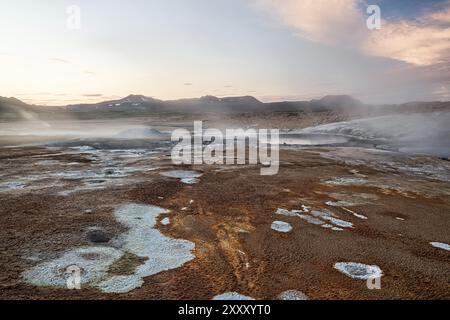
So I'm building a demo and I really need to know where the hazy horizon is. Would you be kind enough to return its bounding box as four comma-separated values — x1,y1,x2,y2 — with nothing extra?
5,92,450,109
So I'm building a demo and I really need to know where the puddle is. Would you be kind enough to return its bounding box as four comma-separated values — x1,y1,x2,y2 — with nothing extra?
430,242,450,251
278,290,308,300
159,170,203,184
271,221,293,233
98,204,195,293
334,262,383,279
213,292,254,300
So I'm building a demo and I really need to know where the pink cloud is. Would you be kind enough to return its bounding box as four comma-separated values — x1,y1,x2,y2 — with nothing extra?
256,0,450,66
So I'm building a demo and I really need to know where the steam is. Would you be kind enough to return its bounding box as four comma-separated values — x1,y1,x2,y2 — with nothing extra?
0,121,159,139
300,112,450,157
17,109,51,128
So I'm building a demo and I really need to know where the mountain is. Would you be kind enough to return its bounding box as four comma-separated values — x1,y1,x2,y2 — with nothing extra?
2,94,450,120
67,94,164,112
164,95,264,113
64,94,450,118
314,95,365,110
0,96,70,121
0,97,40,120
66,94,265,113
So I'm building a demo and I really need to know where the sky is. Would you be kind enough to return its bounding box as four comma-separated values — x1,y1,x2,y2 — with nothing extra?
0,0,449,105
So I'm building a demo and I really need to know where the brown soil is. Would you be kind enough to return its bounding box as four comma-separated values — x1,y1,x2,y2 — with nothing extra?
0,146,449,300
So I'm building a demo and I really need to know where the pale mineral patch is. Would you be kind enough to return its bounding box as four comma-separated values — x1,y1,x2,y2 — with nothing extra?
98,203,195,293
161,217,171,225
271,221,293,233
159,170,203,184
22,203,195,294
0,181,27,191
275,207,353,230
213,292,255,300
275,208,298,217
341,207,368,220
22,246,124,287
278,290,308,300
430,242,450,251
325,177,368,186
334,262,383,280
298,214,325,225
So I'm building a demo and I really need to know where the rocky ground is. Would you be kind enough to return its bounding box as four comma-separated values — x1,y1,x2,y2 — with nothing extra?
0,128,449,299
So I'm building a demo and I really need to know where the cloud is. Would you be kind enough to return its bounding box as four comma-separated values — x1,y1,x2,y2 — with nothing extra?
433,85,450,100
366,7,450,66
82,94,103,97
255,0,450,66
429,5,450,23
256,0,366,46
49,57,70,64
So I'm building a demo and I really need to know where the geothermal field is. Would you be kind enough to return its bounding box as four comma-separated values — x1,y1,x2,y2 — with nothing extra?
0,105,449,300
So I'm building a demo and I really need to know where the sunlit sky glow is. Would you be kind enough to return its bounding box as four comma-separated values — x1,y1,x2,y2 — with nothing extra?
1,0,449,105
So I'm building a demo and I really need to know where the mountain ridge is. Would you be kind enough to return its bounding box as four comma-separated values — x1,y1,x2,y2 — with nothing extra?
1,94,450,121
65,94,367,113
